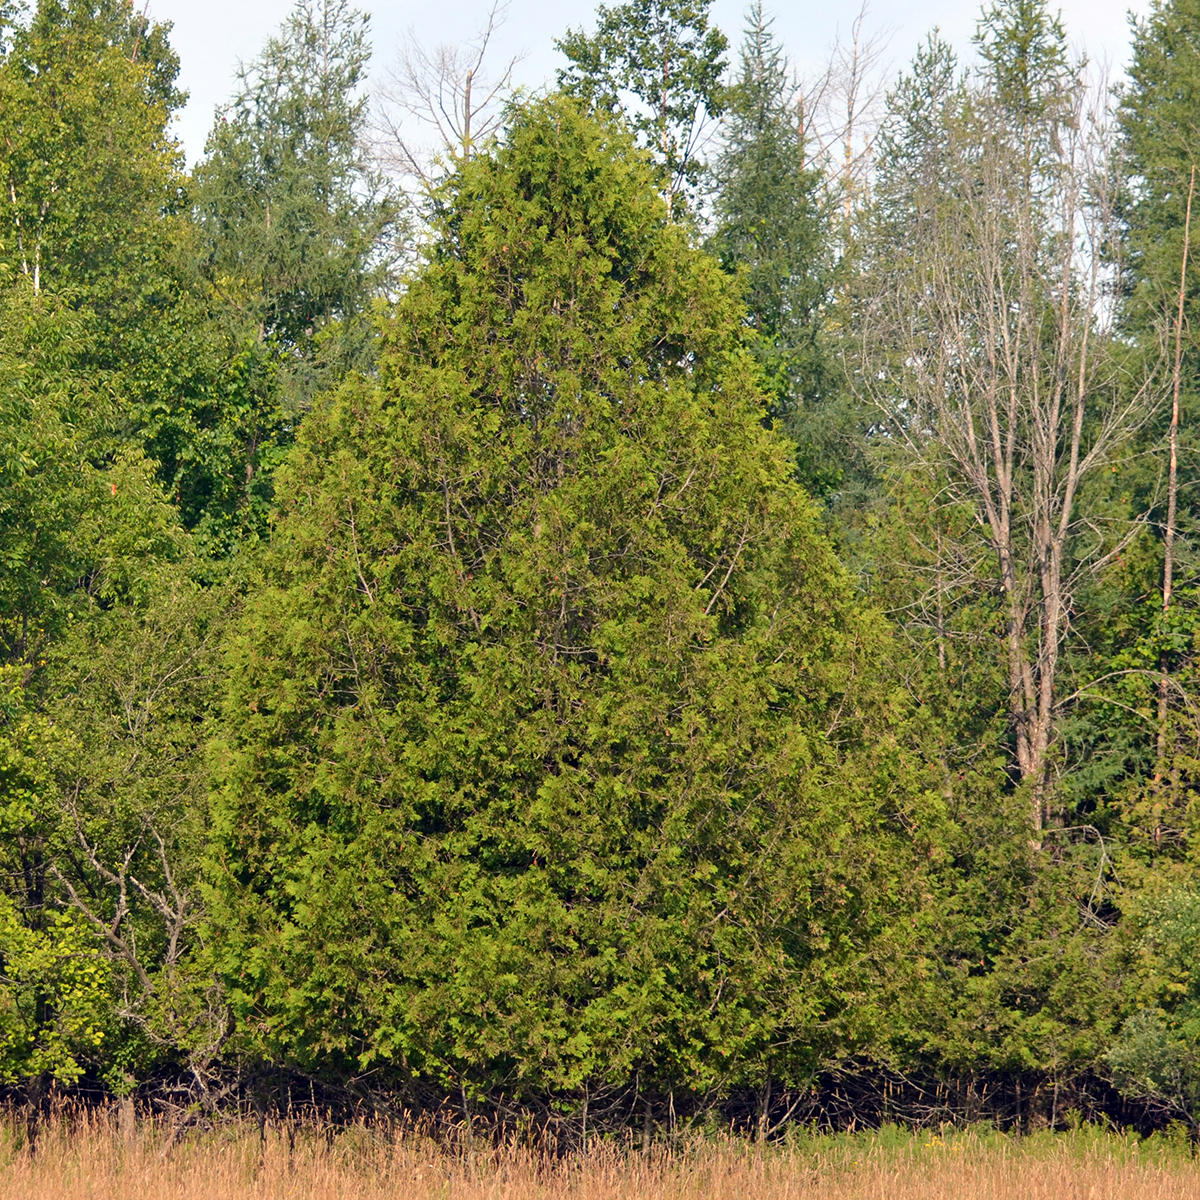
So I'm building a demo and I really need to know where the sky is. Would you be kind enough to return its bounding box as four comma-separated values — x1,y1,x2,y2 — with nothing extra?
147,0,1155,167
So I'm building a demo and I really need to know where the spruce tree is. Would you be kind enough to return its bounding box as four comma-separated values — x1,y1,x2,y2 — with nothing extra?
709,4,845,497
1118,0,1200,552
870,33,965,239
1121,0,1200,321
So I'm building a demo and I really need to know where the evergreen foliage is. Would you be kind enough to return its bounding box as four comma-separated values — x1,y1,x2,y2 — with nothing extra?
708,6,853,498
206,95,914,1101
1,0,1200,1135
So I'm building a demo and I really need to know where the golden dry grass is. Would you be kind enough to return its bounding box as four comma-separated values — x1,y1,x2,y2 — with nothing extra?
5,1114,1200,1199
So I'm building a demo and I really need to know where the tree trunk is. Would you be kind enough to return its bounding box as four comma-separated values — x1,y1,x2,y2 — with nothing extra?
1157,164,1195,788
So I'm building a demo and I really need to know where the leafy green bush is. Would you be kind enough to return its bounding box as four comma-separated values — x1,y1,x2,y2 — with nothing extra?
1108,890,1200,1122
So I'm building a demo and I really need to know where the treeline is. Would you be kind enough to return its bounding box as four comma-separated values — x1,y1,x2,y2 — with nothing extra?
3,0,1200,1139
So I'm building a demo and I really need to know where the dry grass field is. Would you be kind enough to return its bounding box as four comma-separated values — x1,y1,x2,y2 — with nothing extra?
5,1114,1200,1199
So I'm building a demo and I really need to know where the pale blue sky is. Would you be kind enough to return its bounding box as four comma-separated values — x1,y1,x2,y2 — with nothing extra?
149,0,1153,166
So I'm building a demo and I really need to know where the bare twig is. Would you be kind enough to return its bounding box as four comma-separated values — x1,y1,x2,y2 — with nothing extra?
373,1,522,193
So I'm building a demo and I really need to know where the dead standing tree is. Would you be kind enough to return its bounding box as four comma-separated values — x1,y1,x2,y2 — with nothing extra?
373,1,521,193
860,68,1154,833
797,2,888,242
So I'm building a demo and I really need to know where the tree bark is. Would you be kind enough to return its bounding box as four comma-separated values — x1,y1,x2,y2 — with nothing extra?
1157,164,1195,788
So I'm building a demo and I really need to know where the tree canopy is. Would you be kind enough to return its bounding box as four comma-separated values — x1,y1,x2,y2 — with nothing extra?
206,95,911,1100
6,0,1200,1139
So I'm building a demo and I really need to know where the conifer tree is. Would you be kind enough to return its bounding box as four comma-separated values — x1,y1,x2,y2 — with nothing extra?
870,33,964,239
709,4,848,497
710,10,827,406
207,95,907,1103
1121,0,1200,327
1118,0,1200,601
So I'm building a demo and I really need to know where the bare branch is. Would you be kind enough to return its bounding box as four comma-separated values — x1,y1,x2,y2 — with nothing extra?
858,59,1162,831
373,1,523,194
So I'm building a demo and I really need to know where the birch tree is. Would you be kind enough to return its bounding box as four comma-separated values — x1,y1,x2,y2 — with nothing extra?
0,0,182,303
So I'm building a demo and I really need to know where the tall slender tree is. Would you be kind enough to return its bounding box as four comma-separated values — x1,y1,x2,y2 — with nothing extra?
1121,0,1200,330
709,5,858,500
1111,0,1200,844
709,7,831,412
869,33,965,241
861,0,1144,830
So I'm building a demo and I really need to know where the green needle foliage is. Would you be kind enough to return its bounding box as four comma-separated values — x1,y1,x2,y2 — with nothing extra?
1117,0,1200,597
709,4,847,498
1121,0,1200,327
207,96,909,1102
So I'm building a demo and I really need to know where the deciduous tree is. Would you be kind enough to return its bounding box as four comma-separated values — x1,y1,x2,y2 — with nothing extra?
556,0,727,203
859,0,1147,830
